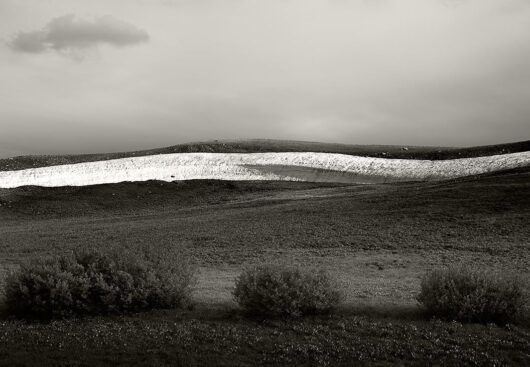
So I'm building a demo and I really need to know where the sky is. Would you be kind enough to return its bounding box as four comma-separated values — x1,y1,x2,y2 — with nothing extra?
1,0,529,157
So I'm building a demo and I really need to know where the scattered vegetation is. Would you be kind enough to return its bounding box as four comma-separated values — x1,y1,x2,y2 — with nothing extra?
3,246,194,319
1,309,529,366
233,264,343,317
417,265,526,324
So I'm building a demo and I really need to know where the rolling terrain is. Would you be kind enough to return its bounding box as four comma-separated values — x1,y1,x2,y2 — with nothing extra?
1,140,529,188
1,166,529,309
0,140,529,365
1,139,529,171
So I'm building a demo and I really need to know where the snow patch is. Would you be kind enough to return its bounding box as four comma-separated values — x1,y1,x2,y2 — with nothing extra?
0,152,529,189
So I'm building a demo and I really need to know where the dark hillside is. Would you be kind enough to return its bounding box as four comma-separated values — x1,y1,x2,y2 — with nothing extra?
1,168,528,260
1,166,529,221
0,181,347,219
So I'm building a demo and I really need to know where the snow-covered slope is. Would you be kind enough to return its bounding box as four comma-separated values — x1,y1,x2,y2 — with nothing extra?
0,152,529,188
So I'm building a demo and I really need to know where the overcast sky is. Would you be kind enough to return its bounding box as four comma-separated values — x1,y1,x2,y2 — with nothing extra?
1,0,529,157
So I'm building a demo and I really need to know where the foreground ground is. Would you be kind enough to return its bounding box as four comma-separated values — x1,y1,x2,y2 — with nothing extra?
0,307,529,366
0,167,529,365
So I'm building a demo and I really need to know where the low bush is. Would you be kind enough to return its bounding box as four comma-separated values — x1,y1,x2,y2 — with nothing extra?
233,264,343,317
4,246,194,319
417,265,526,324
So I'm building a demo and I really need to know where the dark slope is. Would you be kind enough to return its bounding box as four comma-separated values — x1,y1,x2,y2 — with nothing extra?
1,166,529,225
0,181,347,219
1,139,529,171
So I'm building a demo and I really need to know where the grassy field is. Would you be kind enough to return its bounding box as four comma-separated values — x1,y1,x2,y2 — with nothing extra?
0,167,529,365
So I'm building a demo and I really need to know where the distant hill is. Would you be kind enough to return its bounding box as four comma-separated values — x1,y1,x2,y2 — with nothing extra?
0,139,529,172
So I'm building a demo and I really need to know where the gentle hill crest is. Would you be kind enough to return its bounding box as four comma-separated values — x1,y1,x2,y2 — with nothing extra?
0,149,529,189
1,139,529,172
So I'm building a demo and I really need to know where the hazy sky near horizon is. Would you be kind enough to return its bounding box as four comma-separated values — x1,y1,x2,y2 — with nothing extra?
1,0,529,157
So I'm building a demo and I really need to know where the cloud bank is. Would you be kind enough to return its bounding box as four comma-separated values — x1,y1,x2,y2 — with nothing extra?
8,14,149,54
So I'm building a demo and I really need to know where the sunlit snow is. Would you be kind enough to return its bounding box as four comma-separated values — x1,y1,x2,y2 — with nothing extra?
0,152,529,188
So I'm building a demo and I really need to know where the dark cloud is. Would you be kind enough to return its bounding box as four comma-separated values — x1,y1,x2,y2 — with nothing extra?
8,14,149,54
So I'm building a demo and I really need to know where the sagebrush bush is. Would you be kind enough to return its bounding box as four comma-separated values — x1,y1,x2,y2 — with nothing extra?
233,264,343,317
417,265,526,324
4,246,194,319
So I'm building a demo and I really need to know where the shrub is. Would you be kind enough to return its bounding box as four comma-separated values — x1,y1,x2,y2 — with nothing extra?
4,246,194,319
417,265,526,324
233,264,343,317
